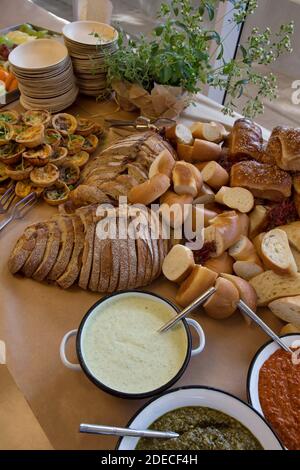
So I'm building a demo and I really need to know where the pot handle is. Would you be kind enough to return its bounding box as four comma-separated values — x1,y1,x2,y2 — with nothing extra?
186,318,205,357
60,329,81,371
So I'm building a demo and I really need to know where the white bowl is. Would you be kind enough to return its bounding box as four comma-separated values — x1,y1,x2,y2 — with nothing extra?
247,334,300,415
9,39,68,70
117,386,283,450
63,21,118,46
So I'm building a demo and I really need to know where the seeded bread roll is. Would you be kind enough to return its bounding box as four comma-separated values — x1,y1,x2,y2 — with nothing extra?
228,118,263,161
267,127,300,172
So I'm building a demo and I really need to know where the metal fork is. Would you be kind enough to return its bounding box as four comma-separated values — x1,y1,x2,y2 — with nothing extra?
0,184,16,214
0,192,37,232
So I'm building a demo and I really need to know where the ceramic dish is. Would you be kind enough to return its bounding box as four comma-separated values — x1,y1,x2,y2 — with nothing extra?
117,386,284,450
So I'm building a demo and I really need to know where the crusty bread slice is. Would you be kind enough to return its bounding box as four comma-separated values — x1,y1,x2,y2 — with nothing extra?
97,238,111,293
278,221,300,252
268,296,300,328
162,244,195,284
57,215,85,289
78,207,96,290
8,224,38,274
261,229,297,275
229,236,257,262
108,237,120,293
136,237,148,287
48,216,74,281
33,221,61,281
117,216,129,291
233,260,264,281
215,186,254,213
22,223,48,277
291,247,300,272
249,205,268,239
249,271,300,306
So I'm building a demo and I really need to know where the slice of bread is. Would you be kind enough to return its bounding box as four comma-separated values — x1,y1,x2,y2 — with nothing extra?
22,223,48,278
261,229,297,275
233,260,264,281
162,244,195,284
229,236,257,261
268,296,300,328
250,271,300,306
215,186,254,213
48,216,74,281
278,222,300,251
8,224,38,274
32,221,61,282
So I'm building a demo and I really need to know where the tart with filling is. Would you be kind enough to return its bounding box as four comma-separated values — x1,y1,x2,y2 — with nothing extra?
76,118,96,136
65,134,85,155
23,109,51,128
0,161,9,183
43,181,70,206
6,159,34,181
0,110,20,125
15,180,43,198
0,142,25,165
12,123,28,139
92,122,104,137
23,144,53,166
44,128,62,149
30,163,59,188
0,122,14,146
52,113,77,135
15,124,45,148
49,147,68,166
59,162,80,186
82,134,98,154
67,150,89,168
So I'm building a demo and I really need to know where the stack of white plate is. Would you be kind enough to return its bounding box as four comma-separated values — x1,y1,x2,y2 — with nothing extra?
9,39,78,113
63,21,118,98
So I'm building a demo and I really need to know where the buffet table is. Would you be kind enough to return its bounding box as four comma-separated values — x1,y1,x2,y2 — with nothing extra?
0,2,281,451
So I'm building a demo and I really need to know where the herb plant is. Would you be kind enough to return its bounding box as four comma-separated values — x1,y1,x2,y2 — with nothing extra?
105,0,293,117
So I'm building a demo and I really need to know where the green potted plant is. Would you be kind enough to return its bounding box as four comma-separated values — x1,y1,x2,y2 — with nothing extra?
105,0,293,119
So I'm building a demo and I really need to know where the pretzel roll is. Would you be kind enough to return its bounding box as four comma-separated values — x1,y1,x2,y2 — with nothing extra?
192,139,222,162
172,161,202,197
176,265,218,307
149,149,176,179
204,252,234,274
201,161,229,189
128,173,171,205
203,277,239,319
160,190,193,229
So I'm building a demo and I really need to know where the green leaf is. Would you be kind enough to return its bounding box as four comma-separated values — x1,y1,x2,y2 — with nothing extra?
154,25,164,36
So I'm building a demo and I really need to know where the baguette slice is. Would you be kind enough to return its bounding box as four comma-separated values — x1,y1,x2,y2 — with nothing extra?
278,222,300,251
233,259,264,281
201,161,229,189
148,149,175,179
249,271,300,306
229,236,257,262
215,186,254,213
176,143,194,162
268,296,300,328
221,273,257,324
192,139,222,162
249,205,268,239
291,247,300,272
193,183,215,204
261,229,297,275
162,244,195,284
176,265,218,307
190,121,227,143
203,277,239,319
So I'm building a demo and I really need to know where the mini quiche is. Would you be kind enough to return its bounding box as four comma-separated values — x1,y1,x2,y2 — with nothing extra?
30,163,59,188
82,134,98,154
23,144,53,166
44,128,62,149
0,110,19,125
67,150,89,168
92,122,104,136
0,122,14,146
59,162,80,185
49,147,68,166
0,161,9,183
52,113,77,135
76,118,97,136
15,180,43,198
15,124,45,148
12,123,29,139
65,134,85,155
5,159,34,181
43,181,70,206
0,142,25,165
23,109,51,128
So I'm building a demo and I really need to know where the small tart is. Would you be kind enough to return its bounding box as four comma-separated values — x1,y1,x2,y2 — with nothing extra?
66,150,89,168
82,134,99,154
15,124,44,148
30,163,59,188
44,128,62,149
6,159,34,181
92,122,104,136
15,180,43,198
23,144,53,166
12,123,29,139
23,109,51,128
52,113,77,135
0,122,14,146
43,181,70,206
76,118,97,136
0,110,19,125
59,162,80,185
0,142,25,165
49,146,68,166
65,134,85,155
0,161,9,183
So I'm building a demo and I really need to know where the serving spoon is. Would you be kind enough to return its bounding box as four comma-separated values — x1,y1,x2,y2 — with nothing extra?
79,423,179,439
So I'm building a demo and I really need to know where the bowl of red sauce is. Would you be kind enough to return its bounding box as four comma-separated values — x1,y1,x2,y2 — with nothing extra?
247,334,300,450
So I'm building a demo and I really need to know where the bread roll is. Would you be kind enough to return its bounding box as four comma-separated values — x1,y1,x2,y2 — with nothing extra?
269,296,300,328
193,183,215,204
229,236,257,261
192,206,218,229
160,190,193,229
291,247,300,272
204,252,234,274
149,149,175,179
250,271,300,306
215,186,254,213
162,244,195,284
175,265,218,307
221,273,257,323
237,213,250,237
278,221,300,251
269,127,300,172
192,139,222,162
203,277,239,319
128,173,170,205
201,162,229,189
280,323,300,335
166,123,193,145
172,161,202,197
249,205,268,239
261,229,297,275
190,121,227,143
204,211,244,257
252,233,265,260
233,259,264,280
177,143,194,162
228,118,263,160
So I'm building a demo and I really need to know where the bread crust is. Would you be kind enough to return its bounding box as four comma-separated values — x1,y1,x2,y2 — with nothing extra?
48,216,74,281
32,221,61,281
23,223,49,278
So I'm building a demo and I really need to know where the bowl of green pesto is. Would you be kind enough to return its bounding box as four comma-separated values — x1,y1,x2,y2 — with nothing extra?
117,386,284,450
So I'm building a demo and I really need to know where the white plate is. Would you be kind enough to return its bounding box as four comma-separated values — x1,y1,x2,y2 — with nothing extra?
63,21,118,46
9,39,68,70
117,386,283,450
